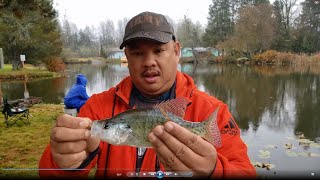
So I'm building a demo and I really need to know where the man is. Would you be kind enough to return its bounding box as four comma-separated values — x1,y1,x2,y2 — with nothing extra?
64,73,90,113
39,11,256,178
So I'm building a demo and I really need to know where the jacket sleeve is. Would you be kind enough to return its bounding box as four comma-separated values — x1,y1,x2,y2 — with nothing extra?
38,144,98,177
210,104,256,178
38,94,102,177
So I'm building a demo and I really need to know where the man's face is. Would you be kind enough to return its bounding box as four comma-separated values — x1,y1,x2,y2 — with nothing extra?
125,39,180,98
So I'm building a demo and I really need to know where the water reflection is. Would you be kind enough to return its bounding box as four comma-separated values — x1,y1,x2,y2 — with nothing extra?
2,63,320,139
64,63,130,97
181,64,320,141
1,62,320,175
181,63,320,175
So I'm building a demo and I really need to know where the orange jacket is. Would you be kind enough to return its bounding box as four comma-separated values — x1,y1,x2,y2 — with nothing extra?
39,71,256,178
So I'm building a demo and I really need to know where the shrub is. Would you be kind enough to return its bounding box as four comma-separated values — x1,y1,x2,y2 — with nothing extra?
274,52,295,65
214,56,225,63
61,48,79,58
45,57,66,72
253,50,277,64
310,53,320,64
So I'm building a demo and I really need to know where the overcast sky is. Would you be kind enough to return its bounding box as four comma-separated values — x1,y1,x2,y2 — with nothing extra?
53,0,212,29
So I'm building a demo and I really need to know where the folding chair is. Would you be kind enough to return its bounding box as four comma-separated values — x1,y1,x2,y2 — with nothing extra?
2,98,30,127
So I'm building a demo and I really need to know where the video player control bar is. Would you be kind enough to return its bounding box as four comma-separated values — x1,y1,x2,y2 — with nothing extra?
126,171,193,178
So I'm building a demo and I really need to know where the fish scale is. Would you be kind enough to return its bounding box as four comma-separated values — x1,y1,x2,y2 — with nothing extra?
90,98,221,148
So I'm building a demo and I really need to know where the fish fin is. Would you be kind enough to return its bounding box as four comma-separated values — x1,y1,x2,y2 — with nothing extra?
154,97,189,118
159,107,172,122
203,107,222,148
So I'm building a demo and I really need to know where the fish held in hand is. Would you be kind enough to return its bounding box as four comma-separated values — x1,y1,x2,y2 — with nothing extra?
90,97,221,148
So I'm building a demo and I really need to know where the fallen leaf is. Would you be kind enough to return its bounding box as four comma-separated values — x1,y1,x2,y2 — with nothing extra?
286,150,298,157
262,163,275,170
298,139,313,144
309,143,320,148
284,143,293,149
309,153,320,157
252,161,263,168
265,145,277,149
297,152,309,157
286,137,295,140
259,150,271,159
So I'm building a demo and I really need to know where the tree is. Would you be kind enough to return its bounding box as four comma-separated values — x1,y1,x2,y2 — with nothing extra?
98,19,116,57
176,14,204,48
272,0,298,51
253,0,270,5
99,19,116,48
219,3,275,55
292,0,320,54
78,26,96,48
115,18,129,46
203,0,233,47
0,0,62,70
238,0,270,6
61,18,72,47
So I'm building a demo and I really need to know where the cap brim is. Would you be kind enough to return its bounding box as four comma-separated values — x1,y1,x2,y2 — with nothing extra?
119,31,172,49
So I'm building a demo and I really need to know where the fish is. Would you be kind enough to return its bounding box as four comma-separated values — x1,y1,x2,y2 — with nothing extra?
90,97,221,148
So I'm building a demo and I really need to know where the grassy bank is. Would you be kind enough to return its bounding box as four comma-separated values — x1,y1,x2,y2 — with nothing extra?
209,51,320,65
0,64,60,80
0,104,63,177
64,57,121,64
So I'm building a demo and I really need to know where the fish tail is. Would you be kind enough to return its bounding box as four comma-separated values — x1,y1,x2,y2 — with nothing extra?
203,108,222,148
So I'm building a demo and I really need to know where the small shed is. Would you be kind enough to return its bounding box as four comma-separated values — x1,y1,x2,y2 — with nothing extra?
181,47,220,57
109,48,126,59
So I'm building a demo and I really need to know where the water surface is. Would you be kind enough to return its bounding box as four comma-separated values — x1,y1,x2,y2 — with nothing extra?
1,62,320,177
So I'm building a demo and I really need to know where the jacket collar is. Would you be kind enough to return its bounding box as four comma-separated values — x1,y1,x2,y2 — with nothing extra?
114,71,196,106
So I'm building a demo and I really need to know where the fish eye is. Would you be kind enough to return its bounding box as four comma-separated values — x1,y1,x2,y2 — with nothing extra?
104,123,110,129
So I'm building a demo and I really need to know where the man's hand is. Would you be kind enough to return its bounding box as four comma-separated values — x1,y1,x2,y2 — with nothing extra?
148,121,217,177
50,114,100,169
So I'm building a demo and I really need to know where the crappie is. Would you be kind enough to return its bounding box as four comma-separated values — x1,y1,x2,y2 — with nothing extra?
90,97,221,148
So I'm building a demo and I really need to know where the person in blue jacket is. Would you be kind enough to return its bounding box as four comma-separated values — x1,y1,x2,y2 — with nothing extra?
64,74,90,112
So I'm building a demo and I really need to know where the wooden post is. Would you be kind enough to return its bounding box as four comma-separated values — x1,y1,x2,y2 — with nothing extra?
0,48,4,69
20,55,26,69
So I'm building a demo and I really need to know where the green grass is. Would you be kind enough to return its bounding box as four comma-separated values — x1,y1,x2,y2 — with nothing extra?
0,64,59,80
65,57,122,64
0,104,63,177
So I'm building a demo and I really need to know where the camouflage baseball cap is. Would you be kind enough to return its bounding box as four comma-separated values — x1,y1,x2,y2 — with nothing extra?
119,11,175,49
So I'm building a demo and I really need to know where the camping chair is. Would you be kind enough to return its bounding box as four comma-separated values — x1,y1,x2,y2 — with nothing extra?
2,98,30,127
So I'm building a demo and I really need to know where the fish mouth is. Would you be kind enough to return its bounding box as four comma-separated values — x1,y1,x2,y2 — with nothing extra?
143,70,160,84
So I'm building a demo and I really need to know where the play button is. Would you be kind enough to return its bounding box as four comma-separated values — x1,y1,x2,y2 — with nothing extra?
156,170,164,178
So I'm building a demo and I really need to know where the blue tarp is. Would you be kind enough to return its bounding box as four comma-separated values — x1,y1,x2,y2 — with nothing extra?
64,74,90,112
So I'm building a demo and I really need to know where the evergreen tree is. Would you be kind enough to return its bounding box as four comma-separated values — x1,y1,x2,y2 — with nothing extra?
203,0,233,47
0,0,62,70
293,0,320,54
61,19,73,47
253,0,270,5
272,0,299,52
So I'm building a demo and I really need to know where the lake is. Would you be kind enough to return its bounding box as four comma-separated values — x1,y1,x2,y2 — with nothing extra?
1,62,320,178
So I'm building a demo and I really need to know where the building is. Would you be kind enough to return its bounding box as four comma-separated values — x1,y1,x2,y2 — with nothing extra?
180,47,220,57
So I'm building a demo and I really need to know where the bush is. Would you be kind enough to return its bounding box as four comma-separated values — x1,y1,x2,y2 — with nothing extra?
45,57,66,72
78,47,99,58
252,50,277,64
274,52,295,65
214,56,225,63
61,48,79,59
310,53,320,63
